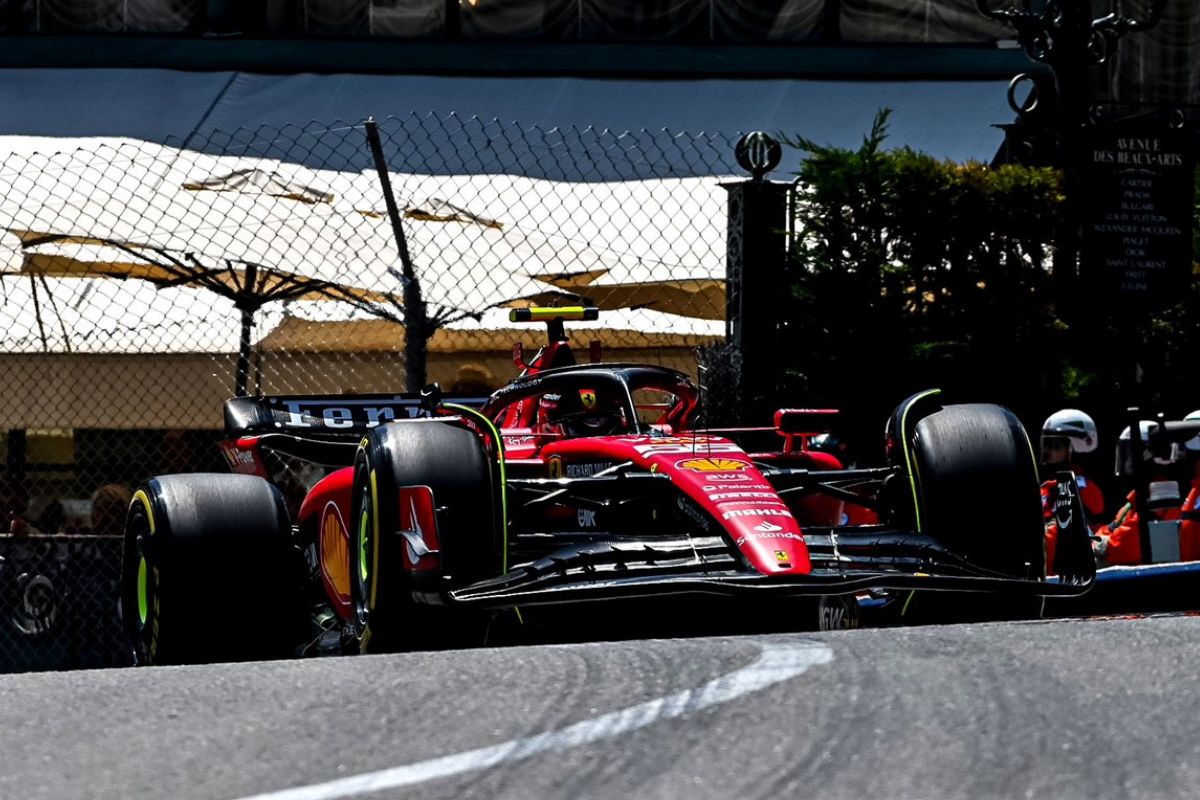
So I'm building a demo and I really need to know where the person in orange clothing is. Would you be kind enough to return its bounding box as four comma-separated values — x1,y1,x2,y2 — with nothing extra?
1041,409,1105,570
1178,411,1200,561
1040,409,1105,519
1095,483,1182,566
1091,421,1189,566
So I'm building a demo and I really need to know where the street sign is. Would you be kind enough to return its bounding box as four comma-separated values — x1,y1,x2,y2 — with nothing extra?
1081,123,1194,309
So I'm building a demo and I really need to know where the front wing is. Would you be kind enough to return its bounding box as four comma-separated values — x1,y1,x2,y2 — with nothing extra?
448,527,1095,609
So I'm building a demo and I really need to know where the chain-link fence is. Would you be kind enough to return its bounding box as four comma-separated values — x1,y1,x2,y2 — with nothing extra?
0,534,125,671
0,113,734,670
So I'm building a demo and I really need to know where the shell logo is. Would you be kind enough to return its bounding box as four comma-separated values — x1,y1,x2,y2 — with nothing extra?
320,502,351,601
677,457,752,473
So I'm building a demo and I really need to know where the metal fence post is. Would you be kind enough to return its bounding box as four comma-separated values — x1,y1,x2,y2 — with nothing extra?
722,133,789,422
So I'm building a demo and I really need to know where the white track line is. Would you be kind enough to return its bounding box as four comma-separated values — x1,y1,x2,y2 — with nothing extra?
232,640,833,800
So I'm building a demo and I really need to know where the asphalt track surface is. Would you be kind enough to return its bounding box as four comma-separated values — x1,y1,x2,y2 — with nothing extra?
3,615,1200,800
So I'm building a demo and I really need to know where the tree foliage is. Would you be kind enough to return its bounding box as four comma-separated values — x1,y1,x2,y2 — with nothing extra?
780,110,1200,458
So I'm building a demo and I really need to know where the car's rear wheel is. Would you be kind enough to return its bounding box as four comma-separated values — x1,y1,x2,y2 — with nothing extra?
121,473,302,665
350,422,499,653
906,403,1046,620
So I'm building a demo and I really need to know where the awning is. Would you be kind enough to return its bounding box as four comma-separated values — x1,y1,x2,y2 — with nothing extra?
0,69,1012,175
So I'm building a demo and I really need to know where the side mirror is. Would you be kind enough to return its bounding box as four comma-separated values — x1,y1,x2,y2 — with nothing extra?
774,408,839,435
774,408,838,454
419,382,443,413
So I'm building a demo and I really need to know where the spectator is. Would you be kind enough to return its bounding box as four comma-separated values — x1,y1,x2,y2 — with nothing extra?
37,498,65,535
447,363,495,397
90,484,133,537
0,473,36,536
1090,422,1184,566
1178,411,1200,561
1095,482,1182,567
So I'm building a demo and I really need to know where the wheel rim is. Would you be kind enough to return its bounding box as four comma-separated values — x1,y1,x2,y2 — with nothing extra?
355,483,373,629
136,556,149,628
358,496,370,586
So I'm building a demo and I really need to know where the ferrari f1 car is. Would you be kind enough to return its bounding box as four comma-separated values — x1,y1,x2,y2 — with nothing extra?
121,307,1095,664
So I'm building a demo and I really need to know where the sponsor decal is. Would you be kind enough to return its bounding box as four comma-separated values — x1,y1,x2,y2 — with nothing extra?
702,481,771,491
708,491,779,501
676,496,712,532
319,502,351,601
700,474,758,485
579,388,598,410
503,377,542,395
634,439,743,456
721,508,794,520
278,397,417,429
678,457,753,473
547,455,564,479
818,596,860,630
223,447,255,468
220,444,265,476
577,508,597,528
566,462,614,478
715,499,790,507
734,530,804,546
401,494,436,567
11,573,57,636
754,521,784,532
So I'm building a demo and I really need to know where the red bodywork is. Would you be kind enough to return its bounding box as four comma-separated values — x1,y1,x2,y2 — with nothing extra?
540,434,820,574
299,467,355,619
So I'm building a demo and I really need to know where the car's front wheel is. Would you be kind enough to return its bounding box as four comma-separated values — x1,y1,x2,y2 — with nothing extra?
349,422,499,653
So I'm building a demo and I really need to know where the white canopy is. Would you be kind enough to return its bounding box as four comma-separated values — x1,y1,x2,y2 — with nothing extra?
0,136,727,354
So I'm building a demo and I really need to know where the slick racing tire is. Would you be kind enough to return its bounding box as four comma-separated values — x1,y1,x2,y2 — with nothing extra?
910,404,1046,619
121,473,302,666
350,422,498,653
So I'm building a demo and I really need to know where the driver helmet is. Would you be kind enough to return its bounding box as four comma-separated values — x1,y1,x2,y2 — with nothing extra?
540,387,629,437
1041,409,1098,467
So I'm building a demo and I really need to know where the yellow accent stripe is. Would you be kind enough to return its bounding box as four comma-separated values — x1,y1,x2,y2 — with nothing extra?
444,403,509,575
368,468,380,611
445,402,522,625
132,489,156,535
900,389,941,533
508,306,596,322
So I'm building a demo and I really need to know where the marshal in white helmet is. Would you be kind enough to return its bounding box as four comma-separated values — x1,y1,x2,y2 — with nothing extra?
1041,409,1098,465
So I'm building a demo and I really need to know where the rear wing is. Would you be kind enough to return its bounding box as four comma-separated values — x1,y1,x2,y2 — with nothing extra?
224,394,487,437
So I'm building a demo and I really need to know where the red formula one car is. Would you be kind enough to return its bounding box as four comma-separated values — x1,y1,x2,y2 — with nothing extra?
121,308,1095,664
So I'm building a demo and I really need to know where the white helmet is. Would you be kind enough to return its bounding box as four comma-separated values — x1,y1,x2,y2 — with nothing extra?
1184,410,1200,453
1117,420,1177,470
1042,409,1099,454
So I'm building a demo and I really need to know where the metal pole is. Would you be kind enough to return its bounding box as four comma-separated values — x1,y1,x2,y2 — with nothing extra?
364,118,429,393
235,305,253,398
1126,407,1154,563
